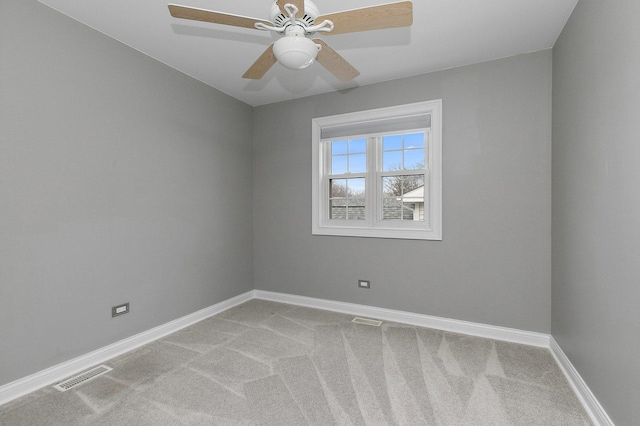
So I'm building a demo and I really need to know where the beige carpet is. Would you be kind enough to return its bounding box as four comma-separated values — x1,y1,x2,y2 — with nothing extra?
0,299,592,425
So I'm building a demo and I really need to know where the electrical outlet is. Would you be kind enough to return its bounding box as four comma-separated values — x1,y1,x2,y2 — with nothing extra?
358,280,370,289
112,303,129,317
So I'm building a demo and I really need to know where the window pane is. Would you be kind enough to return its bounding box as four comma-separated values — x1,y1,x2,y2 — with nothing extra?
329,199,347,220
381,175,425,222
329,178,366,221
347,198,366,220
330,179,347,197
402,203,417,220
403,202,424,221
349,154,367,173
382,176,402,197
349,138,366,154
382,198,402,220
383,151,402,171
331,139,367,174
331,140,348,155
383,135,402,151
347,178,366,197
404,132,425,149
331,155,347,174
404,149,425,170
403,174,424,193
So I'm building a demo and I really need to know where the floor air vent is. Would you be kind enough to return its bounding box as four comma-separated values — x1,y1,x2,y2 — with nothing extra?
352,317,382,327
53,365,113,391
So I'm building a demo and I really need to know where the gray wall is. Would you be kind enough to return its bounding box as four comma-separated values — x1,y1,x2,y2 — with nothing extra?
254,51,552,333
552,0,640,424
0,0,253,386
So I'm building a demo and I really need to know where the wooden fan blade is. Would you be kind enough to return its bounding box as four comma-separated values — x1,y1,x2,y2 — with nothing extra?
316,1,413,35
313,39,360,82
168,4,272,29
278,0,305,17
242,44,277,79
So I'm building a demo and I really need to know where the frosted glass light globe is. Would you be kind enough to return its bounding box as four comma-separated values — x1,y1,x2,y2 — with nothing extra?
273,36,320,70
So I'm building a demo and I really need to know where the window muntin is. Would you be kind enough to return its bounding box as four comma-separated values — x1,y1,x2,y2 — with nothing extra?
312,100,442,240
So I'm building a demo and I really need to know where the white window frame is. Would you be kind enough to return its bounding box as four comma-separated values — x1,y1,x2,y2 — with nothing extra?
312,100,442,240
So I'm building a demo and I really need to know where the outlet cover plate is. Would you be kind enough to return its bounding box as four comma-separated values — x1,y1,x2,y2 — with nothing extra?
358,280,370,289
112,303,129,317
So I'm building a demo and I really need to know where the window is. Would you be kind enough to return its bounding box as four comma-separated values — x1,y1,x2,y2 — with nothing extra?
312,100,442,240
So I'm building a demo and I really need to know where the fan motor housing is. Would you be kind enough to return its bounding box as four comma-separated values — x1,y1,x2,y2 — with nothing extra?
271,0,319,27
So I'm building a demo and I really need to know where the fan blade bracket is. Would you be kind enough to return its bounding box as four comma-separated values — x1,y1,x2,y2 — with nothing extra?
278,0,305,17
304,19,334,34
254,22,286,33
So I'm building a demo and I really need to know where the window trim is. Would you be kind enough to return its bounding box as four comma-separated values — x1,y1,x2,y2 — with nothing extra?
312,100,442,240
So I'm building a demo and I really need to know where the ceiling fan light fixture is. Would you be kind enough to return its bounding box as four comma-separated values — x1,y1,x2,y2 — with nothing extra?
169,1,414,81
273,36,320,70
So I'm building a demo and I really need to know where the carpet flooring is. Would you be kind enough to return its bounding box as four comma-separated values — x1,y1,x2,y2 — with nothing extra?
0,299,592,425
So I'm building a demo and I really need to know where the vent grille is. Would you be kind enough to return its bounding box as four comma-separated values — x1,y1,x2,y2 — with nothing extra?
53,365,112,391
352,317,382,327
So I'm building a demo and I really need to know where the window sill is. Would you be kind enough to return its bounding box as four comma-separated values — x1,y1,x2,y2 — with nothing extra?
312,224,442,241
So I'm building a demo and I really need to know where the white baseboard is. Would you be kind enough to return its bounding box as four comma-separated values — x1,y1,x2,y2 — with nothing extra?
1,288,613,426
549,337,614,426
256,290,614,425
253,290,550,348
0,290,253,406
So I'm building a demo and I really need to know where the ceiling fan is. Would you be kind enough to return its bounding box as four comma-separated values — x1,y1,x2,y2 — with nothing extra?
168,1,413,82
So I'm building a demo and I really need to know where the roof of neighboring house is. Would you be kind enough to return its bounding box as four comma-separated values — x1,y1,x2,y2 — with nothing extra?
331,196,422,221
401,186,424,203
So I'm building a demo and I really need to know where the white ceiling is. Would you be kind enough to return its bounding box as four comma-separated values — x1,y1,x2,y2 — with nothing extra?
38,0,578,106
